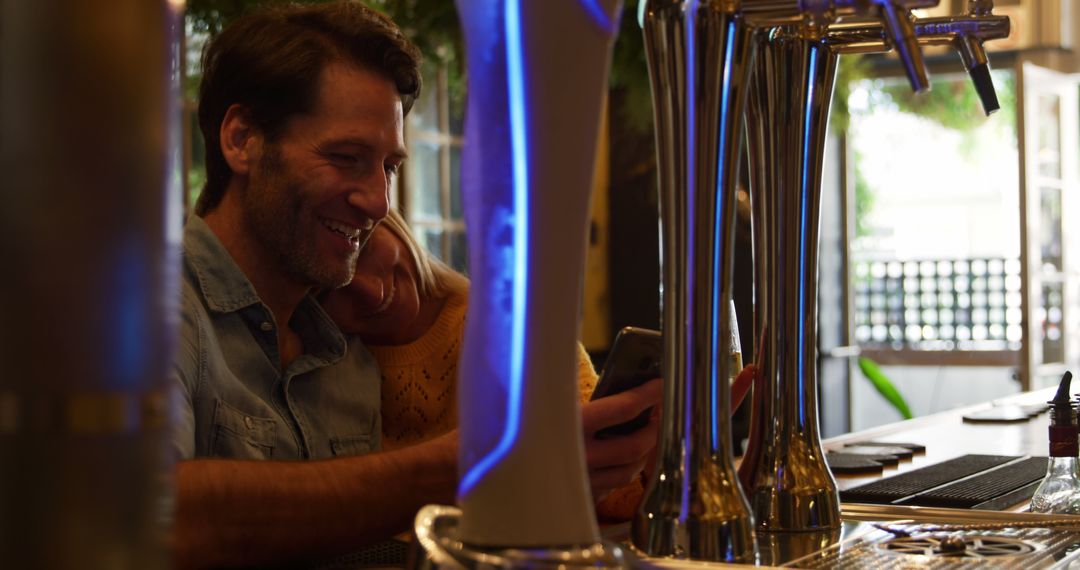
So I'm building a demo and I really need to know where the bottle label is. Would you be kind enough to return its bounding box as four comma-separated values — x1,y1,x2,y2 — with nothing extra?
1049,425,1079,457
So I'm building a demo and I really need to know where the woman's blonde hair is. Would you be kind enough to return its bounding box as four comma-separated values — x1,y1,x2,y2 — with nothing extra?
379,208,470,299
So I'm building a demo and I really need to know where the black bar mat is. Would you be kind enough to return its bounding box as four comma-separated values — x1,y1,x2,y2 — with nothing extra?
839,454,1020,505
896,456,1048,509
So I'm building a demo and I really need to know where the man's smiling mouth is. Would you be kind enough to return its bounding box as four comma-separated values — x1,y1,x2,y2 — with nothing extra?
320,217,373,244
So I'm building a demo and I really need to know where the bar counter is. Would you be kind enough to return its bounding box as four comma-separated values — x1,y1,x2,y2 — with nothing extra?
628,386,1080,569
823,386,1055,498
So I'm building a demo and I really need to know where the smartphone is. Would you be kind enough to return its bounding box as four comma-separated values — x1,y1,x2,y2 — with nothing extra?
590,326,662,439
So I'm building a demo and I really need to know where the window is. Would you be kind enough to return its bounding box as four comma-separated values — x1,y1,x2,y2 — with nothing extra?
848,71,1020,355
402,64,468,273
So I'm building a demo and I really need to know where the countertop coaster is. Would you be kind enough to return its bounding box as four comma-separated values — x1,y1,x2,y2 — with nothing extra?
962,405,1033,423
826,453,888,475
830,450,901,467
1021,403,1050,416
848,441,926,454
842,444,915,460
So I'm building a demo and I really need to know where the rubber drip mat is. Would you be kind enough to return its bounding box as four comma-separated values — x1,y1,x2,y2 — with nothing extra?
840,454,1020,505
896,456,1048,509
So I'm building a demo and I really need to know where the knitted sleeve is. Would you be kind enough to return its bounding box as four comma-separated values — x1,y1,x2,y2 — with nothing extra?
372,294,467,451
575,342,598,403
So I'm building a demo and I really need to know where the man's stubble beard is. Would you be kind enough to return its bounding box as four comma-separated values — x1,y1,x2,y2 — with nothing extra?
245,144,359,290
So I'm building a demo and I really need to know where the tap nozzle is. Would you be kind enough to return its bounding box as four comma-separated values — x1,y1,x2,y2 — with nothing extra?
959,0,1002,115
957,35,998,115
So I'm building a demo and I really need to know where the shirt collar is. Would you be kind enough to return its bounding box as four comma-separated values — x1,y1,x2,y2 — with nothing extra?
182,215,264,313
182,215,349,361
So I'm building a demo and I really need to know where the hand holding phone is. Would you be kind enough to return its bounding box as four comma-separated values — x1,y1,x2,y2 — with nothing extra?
580,377,663,499
590,327,662,439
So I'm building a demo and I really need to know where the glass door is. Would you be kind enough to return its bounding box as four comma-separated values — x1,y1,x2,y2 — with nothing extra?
1018,62,1080,389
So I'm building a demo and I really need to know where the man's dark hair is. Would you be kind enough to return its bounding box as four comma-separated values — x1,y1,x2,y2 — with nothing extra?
195,1,422,216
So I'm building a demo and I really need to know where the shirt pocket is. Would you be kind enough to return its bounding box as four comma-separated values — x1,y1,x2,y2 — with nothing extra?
330,434,372,457
209,399,277,460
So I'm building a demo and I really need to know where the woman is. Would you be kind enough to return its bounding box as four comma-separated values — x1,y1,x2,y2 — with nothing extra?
320,208,643,521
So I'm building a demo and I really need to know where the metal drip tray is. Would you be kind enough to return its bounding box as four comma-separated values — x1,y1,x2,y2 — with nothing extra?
877,533,1041,558
785,526,1080,569
635,513,1080,568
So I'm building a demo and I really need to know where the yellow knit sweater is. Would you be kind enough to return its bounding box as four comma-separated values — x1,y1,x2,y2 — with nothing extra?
367,290,642,521
370,291,598,449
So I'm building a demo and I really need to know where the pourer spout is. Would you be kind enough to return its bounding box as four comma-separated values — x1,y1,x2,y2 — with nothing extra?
1053,371,1074,407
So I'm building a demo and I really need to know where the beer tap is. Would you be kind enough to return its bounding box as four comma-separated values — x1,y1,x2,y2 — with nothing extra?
857,0,935,92
739,1,938,91
636,0,1009,561
633,1,758,562
825,0,1010,114
955,0,1006,113
739,0,1008,538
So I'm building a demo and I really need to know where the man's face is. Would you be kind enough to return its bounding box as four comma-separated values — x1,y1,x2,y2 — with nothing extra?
244,62,406,289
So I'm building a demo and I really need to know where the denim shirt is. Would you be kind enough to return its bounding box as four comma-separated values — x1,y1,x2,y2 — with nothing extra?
172,216,381,461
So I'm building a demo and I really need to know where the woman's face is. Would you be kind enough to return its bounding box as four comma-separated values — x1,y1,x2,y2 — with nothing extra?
321,223,422,344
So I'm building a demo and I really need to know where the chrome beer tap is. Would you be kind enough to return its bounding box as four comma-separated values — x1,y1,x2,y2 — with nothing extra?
738,0,1008,537
826,0,1010,114
738,19,844,535
635,0,1008,560
633,0,758,562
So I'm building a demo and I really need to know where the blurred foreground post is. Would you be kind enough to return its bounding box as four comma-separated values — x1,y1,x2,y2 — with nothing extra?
0,1,180,567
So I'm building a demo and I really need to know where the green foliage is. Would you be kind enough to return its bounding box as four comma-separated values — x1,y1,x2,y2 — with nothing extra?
833,55,877,238
185,0,258,34
831,54,872,135
371,1,465,112
188,167,207,208
368,0,462,68
878,71,1016,163
857,357,914,420
184,1,656,137
184,0,464,98
881,71,1016,136
852,149,875,239
185,0,460,59
844,69,1016,236
609,5,653,135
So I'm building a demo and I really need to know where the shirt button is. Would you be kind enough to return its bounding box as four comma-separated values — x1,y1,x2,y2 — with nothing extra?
260,322,273,332
244,416,254,429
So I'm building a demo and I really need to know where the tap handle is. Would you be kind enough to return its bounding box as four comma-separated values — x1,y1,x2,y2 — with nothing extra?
967,0,994,16
876,0,930,92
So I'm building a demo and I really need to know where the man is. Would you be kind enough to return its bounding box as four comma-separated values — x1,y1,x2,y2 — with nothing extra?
173,2,661,568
